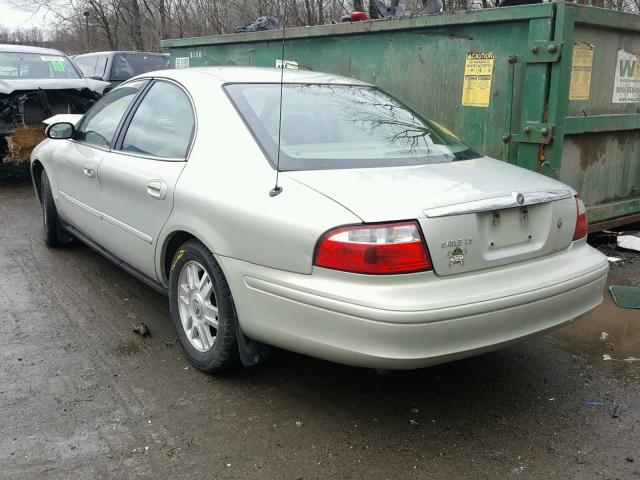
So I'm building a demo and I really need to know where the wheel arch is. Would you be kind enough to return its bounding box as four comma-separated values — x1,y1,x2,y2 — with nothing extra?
160,227,271,367
161,230,197,283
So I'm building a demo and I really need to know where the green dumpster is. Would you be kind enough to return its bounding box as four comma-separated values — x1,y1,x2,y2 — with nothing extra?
162,2,640,230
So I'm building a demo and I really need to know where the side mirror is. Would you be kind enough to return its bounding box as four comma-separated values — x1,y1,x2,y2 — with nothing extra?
89,75,104,81
46,122,75,140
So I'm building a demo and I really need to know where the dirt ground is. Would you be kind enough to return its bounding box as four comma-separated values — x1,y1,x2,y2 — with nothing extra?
1,179,639,480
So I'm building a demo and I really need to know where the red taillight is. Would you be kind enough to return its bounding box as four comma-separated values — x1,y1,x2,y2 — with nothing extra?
573,196,588,240
314,221,432,274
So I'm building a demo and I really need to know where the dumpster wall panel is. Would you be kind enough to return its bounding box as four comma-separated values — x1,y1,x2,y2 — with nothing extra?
561,132,640,223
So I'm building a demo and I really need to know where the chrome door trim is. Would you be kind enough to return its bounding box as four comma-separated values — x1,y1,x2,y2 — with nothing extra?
59,191,153,244
59,191,101,218
423,190,574,218
101,212,153,245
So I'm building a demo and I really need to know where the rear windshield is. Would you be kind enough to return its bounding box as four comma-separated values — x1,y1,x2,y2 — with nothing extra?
225,83,480,171
110,53,169,81
0,52,80,79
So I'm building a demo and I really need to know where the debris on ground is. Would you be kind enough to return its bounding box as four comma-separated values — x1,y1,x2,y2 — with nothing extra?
602,354,640,362
591,227,639,268
618,234,640,253
132,322,151,337
584,400,603,406
609,285,640,309
610,404,624,418
235,16,280,33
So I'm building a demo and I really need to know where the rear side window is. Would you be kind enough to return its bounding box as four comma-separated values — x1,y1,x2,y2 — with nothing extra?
225,83,480,171
95,55,108,78
74,56,97,77
120,81,194,158
110,53,169,82
75,81,145,148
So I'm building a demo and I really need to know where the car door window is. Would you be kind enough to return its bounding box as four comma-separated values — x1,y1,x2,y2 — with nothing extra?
74,56,97,77
120,81,194,158
75,81,145,148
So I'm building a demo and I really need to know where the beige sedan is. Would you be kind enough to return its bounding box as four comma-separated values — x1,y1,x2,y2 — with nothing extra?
31,67,608,372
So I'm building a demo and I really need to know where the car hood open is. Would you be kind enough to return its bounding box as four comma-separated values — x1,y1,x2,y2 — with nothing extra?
0,78,109,95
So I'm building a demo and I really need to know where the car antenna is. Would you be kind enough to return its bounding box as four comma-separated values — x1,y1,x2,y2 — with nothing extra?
269,4,287,198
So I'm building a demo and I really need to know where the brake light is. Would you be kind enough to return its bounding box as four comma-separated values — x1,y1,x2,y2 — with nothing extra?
572,196,588,240
314,221,432,274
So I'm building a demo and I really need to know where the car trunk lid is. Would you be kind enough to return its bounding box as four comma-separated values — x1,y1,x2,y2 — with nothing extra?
286,157,578,275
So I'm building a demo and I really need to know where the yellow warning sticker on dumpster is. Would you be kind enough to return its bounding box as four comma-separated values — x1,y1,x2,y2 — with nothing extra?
569,42,594,100
461,52,494,107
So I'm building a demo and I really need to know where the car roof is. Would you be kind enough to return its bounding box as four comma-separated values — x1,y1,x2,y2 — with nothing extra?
136,66,372,87
75,51,167,57
0,44,66,56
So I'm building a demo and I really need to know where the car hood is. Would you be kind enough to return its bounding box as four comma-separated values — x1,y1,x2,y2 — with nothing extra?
0,78,109,95
285,157,574,222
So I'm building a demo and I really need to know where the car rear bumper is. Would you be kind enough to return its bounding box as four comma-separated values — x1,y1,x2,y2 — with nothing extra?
219,242,609,369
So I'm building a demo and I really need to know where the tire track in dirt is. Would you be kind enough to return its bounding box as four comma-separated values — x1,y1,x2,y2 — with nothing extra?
2,198,181,478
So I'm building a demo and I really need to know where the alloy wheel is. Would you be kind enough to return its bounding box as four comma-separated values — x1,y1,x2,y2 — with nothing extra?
177,260,219,352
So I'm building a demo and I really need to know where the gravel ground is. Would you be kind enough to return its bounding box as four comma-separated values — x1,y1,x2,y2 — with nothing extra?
1,179,638,480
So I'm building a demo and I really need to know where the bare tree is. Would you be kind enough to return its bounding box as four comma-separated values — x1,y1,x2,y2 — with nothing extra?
3,0,638,54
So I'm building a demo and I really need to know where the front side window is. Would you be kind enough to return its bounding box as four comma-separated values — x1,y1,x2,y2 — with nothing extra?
0,52,80,79
225,83,480,171
75,81,145,148
120,81,194,158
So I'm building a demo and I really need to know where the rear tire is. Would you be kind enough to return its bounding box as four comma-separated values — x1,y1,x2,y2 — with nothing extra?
169,239,240,373
40,170,61,248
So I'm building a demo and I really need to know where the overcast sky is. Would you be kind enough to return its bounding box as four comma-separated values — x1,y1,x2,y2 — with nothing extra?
0,0,48,30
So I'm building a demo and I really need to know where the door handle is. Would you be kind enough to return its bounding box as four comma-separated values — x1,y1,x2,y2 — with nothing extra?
82,165,95,178
146,180,167,200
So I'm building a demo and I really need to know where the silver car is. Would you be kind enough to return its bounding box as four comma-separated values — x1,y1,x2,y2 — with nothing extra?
30,67,608,372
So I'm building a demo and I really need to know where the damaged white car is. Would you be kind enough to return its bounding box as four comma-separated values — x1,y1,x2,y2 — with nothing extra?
30,67,608,372
0,44,108,178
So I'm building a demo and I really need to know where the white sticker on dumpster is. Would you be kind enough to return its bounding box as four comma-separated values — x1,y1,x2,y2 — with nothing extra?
175,57,190,69
276,59,299,69
462,52,494,107
612,49,640,103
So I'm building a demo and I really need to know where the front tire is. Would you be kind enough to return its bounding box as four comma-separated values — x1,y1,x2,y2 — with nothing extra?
168,239,239,373
40,170,61,248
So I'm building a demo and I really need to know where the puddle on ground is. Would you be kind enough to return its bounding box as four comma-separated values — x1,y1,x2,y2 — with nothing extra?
553,281,640,379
